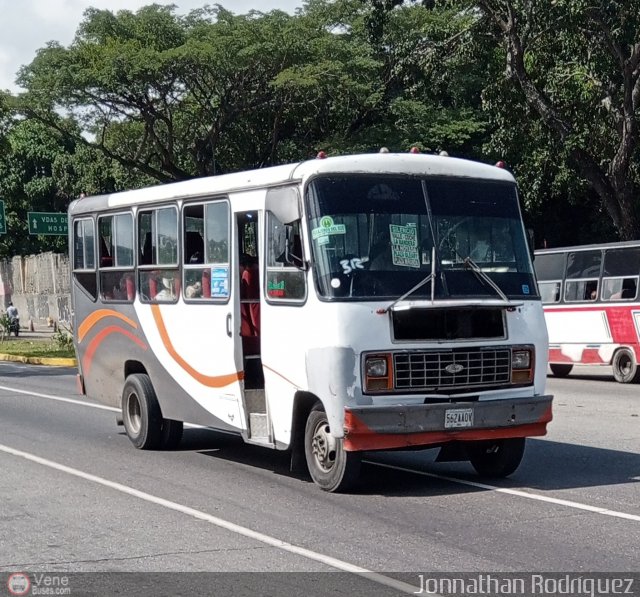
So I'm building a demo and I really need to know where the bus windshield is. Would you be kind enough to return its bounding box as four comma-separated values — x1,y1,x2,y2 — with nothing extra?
306,175,536,301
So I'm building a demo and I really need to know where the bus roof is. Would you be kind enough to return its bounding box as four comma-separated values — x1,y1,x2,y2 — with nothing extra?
535,240,640,255
68,152,515,215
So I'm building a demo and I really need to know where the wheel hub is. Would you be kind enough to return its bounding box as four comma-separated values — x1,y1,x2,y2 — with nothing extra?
126,392,142,434
311,421,337,472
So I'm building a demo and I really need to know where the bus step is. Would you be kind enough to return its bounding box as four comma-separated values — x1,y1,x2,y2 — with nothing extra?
244,389,266,413
249,413,269,439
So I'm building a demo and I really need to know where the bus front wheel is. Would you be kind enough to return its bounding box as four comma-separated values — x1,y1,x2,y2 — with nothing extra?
304,404,361,492
122,374,163,450
467,437,525,478
550,363,573,377
612,348,640,383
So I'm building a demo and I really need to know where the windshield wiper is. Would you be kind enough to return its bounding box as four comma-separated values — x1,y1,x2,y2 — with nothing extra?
379,247,436,313
462,255,509,302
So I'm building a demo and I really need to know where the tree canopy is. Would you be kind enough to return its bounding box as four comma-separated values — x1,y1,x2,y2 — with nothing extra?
0,0,638,256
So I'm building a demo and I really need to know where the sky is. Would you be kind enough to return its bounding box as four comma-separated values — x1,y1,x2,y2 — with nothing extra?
0,0,303,93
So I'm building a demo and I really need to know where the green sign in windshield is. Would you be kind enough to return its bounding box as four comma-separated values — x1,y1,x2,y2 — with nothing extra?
28,212,68,235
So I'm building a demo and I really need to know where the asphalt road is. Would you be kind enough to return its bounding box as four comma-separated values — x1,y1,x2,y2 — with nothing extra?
0,363,638,595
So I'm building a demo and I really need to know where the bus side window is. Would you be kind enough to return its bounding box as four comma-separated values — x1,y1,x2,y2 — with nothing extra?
539,281,561,304
604,277,638,300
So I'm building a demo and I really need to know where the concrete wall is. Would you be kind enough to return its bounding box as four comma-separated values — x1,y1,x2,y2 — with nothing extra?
0,252,71,324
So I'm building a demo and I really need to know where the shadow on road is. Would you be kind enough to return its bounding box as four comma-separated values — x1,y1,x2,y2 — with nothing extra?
189,430,640,496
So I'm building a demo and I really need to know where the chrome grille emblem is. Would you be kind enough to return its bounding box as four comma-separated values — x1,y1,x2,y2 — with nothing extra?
444,363,465,374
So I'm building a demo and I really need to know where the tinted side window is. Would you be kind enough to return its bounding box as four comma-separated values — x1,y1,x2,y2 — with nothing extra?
603,248,640,277
72,218,97,300
535,253,565,281
566,250,602,279
182,201,230,301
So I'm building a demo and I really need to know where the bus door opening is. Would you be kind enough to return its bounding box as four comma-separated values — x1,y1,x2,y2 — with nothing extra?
237,211,264,390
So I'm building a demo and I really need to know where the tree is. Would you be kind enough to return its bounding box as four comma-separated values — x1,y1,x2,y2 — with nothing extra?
0,117,73,257
464,0,640,240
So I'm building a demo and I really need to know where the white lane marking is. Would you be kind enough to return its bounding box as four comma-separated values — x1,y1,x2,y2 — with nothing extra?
0,385,118,411
2,383,639,524
366,461,640,523
0,443,419,595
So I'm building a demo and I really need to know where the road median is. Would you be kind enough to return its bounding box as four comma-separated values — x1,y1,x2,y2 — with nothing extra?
0,352,77,367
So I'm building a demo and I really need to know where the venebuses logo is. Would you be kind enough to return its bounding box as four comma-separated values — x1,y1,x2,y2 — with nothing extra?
7,572,31,596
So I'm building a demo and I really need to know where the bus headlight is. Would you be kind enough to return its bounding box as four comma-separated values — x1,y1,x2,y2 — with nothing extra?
511,347,534,384
364,354,393,392
366,357,388,377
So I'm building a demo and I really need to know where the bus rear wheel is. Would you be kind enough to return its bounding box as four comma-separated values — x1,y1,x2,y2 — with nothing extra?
304,404,361,492
550,363,573,377
467,437,525,478
122,374,163,450
612,348,640,383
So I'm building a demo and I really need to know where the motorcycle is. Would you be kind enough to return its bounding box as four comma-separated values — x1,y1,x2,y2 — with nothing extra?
8,316,19,337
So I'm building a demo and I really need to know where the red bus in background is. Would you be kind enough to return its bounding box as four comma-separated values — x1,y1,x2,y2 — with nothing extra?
535,241,640,383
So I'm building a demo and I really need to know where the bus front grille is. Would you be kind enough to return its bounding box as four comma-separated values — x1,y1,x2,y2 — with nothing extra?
394,348,511,392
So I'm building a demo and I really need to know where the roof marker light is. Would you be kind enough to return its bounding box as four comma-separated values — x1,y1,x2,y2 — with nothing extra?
379,147,390,153
409,147,420,154
316,151,327,159
495,160,506,168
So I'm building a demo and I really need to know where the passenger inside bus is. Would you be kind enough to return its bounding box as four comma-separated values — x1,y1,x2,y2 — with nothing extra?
585,281,598,301
240,253,260,354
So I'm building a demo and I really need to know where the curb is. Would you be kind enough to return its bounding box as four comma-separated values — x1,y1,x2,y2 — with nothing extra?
0,353,77,367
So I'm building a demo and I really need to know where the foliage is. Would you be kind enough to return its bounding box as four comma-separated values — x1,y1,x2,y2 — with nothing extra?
0,313,11,335
0,338,75,359
0,0,636,249
451,0,640,241
53,322,74,350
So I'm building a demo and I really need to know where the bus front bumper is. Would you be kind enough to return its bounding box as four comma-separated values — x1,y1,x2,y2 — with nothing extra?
343,395,553,452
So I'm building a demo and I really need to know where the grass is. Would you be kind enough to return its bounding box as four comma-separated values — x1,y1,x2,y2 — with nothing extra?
0,338,76,359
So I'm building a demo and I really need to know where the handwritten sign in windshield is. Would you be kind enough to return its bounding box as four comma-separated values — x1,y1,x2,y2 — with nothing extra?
389,223,420,268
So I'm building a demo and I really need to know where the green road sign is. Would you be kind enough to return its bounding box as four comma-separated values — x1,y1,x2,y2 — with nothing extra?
28,212,68,235
0,200,5,234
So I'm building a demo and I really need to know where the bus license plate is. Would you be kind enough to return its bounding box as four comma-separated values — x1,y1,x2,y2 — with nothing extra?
444,408,474,429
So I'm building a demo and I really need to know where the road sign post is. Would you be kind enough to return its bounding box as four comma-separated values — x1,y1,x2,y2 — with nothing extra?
28,212,68,236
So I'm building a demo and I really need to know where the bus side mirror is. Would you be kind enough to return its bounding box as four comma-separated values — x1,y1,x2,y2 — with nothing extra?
266,187,300,225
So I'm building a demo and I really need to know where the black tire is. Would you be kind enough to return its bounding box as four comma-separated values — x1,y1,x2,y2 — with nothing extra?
550,363,573,377
121,374,163,449
304,404,361,492
14,327,18,337
612,348,640,383
161,419,184,450
467,437,526,478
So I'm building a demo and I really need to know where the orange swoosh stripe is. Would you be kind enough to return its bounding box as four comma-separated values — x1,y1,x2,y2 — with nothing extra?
82,325,148,377
78,309,138,343
151,304,244,387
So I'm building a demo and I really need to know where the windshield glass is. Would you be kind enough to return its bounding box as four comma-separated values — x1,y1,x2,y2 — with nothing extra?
306,175,536,301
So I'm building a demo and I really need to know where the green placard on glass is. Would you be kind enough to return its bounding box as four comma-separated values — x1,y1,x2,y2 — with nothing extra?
28,212,68,236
